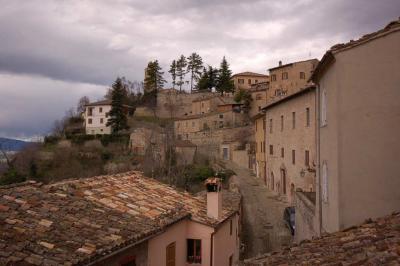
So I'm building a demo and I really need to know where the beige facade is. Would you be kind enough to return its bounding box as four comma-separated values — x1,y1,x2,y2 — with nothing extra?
84,100,112,135
313,20,400,233
248,82,268,117
267,59,318,104
264,88,316,204
232,72,269,92
254,113,266,184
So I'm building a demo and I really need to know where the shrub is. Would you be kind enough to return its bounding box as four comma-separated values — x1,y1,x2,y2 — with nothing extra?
0,168,26,185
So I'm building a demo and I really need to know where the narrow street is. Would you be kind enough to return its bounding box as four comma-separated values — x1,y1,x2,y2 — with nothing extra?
224,161,292,259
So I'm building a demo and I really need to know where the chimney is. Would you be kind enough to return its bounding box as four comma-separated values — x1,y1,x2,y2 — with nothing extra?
205,178,222,220
279,60,282,66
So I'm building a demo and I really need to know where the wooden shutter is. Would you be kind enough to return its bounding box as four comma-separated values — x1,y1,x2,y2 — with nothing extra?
166,242,176,266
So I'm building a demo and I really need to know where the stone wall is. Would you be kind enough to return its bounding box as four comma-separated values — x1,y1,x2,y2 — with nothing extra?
232,149,249,169
295,191,317,243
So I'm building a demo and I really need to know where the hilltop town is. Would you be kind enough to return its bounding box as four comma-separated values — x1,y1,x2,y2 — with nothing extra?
0,18,399,266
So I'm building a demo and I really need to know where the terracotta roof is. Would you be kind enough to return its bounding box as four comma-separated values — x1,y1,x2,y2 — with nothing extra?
244,212,400,266
232,72,268,78
311,18,400,82
0,172,240,265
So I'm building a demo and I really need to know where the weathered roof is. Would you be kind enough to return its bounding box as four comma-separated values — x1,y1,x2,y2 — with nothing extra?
232,72,268,78
84,99,112,106
269,58,319,72
311,18,400,82
175,140,197,148
244,212,400,266
0,172,240,265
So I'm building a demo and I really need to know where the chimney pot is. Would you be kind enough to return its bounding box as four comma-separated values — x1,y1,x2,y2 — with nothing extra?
279,60,282,66
205,178,222,220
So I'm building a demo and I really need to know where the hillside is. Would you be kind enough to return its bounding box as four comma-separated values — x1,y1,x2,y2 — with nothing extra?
0,137,31,151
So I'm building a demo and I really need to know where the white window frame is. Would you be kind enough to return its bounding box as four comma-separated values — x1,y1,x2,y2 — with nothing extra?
321,88,327,126
322,161,328,203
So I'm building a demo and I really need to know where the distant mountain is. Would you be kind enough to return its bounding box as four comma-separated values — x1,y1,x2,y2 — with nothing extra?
0,137,31,151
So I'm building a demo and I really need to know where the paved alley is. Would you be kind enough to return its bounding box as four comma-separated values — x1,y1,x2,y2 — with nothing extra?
225,161,293,259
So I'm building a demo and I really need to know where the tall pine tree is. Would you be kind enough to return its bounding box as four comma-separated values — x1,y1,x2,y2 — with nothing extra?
106,77,129,134
169,60,177,89
186,52,203,92
197,66,218,91
216,56,234,95
144,60,166,94
176,55,187,92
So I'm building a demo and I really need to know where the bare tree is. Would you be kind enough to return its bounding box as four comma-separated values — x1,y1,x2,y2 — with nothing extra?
77,96,90,114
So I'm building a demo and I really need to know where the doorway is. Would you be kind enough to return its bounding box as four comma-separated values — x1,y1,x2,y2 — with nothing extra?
166,242,176,266
281,169,286,195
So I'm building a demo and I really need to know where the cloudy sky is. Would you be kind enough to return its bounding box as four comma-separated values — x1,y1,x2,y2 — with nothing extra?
0,0,399,139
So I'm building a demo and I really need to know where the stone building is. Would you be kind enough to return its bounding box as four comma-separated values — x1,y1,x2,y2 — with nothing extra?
311,19,400,234
267,59,318,104
263,87,316,204
231,72,269,92
248,82,269,117
175,139,197,166
253,112,266,184
0,172,241,266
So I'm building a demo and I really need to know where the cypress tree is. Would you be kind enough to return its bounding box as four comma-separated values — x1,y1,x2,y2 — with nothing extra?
216,56,234,95
169,60,177,89
106,77,129,133
144,60,166,93
186,52,203,92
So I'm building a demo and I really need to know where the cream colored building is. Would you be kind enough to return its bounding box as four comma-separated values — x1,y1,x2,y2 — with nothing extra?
267,59,318,104
84,99,112,134
264,87,316,204
249,82,268,117
232,72,269,92
312,19,400,234
253,112,267,184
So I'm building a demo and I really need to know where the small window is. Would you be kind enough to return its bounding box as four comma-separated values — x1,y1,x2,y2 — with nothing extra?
269,145,273,155
306,107,310,127
201,102,204,107
300,72,305,79
256,93,262,100
100,129,103,132
105,112,109,118
292,112,296,129
229,255,233,266
263,142,266,153
262,118,266,130
88,118,92,124
292,150,296,164
248,79,251,84
100,118,104,124
238,79,244,84
219,114,224,119
280,115,284,131
305,150,310,166
99,107,103,113
255,79,258,83
271,75,276,81
88,107,93,116
269,119,273,133
187,239,201,264
281,147,284,158
260,142,263,153
282,72,288,80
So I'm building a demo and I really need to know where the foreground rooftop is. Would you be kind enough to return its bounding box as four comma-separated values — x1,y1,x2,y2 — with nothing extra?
245,212,400,265
0,172,240,265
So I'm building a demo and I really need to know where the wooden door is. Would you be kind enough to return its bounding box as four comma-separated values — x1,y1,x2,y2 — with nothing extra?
166,242,176,266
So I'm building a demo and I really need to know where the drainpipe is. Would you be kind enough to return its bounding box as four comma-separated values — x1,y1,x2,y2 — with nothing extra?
316,84,322,236
210,231,215,266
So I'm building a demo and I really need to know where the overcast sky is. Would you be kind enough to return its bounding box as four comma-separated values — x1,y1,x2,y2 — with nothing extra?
0,0,399,139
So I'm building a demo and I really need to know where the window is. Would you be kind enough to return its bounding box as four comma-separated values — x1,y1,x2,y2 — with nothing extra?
177,122,180,128
322,161,328,202
292,150,296,164
105,112,109,118
281,147,284,158
269,119,273,133
219,114,224,119
300,72,305,79
280,115,284,131
306,107,310,127
88,107,93,116
100,129,103,132
262,118,266,130
263,142,266,153
219,121,224,128
229,255,233,266
88,118,92,124
269,145,273,155
187,239,201,264
238,79,244,84
321,88,327,126
292,112,296,129
248,79,251,84
271,74,277,81
201,102,204,107
119,256,136,266
230,219,233,235
100,118,104,124
256,93,262,100
282,72,288,80
305,150,310,167
99,107,103,113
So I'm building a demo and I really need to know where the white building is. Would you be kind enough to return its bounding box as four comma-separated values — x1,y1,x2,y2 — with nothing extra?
84,100,112,134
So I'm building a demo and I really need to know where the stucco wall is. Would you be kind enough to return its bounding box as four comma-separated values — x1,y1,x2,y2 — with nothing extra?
213,214,240,266
232,75,269,91
176,146,197,166
97,240,148,266
318,29,400,232
232,150,249,169
265,89,316,203
186,221,214,266
85,105,111,135
294,192,317,243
